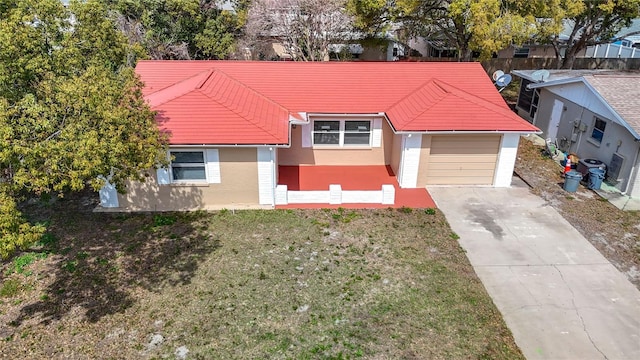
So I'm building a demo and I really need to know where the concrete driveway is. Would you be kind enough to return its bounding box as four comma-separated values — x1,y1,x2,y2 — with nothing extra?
429,178,640,360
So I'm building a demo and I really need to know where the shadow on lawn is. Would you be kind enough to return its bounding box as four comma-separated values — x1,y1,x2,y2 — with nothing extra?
10,190,220,325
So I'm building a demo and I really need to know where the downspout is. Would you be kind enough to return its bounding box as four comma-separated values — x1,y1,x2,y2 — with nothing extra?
623,141,640,195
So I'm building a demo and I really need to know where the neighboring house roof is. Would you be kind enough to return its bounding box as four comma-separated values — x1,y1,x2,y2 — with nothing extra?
514,69,640,139
586,75,640,135
615,19,640,44
137,61,538,145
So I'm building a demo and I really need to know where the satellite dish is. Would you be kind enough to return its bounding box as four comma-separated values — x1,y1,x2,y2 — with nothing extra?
492,70,505,81
531,69,550,82
495,74,512,87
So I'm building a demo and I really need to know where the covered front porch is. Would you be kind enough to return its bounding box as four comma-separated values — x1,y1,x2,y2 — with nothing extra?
275,165,435,209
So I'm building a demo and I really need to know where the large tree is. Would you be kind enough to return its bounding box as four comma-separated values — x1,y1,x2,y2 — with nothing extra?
537,0,640,69
350,0,640,66
244,0,355,61
348,0,536,61
103,0,249,59
0,0,167,258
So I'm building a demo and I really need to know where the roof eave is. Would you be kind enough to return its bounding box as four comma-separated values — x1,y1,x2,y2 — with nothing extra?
167,143,290,148
394,129,541,134
581,81,640,140
527,77,584,89
529,77,640,140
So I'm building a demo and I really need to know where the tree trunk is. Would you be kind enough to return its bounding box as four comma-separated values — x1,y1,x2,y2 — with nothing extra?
458,47,473,62
561,34,588,69
560,48,577,69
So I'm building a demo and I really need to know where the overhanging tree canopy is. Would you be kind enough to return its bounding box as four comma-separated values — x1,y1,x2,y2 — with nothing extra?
348,0,537,61
0,0,168,258
102,0,250,59
489,0,640,68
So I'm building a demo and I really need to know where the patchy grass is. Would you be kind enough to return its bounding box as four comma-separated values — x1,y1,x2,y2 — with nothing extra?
0,195,523,359
4,253,48,276
516,138,640,288
1,278,25,298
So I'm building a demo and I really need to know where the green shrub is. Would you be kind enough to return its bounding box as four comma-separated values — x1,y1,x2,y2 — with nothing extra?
153,214,177,226
0,192,46,259
399,206,413,214
5,253,47,276
0,279,23,297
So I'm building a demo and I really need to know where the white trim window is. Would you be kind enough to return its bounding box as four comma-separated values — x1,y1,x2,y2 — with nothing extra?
313,119,372,146
590,117,607,144
157,149,220,185
170,151,207,181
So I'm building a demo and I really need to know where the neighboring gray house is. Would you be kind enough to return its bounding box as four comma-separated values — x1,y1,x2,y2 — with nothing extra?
513,70,640,197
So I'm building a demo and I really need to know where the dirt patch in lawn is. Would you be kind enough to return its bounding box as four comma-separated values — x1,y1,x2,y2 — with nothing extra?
0,197,523,359
516,137,640,288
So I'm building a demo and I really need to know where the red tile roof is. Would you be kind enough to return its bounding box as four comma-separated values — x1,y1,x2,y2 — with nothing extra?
136,61,538,145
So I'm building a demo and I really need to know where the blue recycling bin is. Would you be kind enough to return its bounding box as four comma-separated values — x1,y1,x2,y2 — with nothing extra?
588,168,606,190
563,171,582,192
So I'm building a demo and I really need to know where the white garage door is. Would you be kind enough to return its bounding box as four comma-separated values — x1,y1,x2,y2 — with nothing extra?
424,135,501,185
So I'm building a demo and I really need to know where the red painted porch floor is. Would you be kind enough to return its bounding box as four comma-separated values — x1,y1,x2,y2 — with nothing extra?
276,165,436,209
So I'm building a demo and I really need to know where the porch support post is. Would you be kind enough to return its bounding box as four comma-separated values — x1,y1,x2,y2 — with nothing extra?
381,185,395,205
494,134,520,187
329,184,342,204
275,185,288,205
257,147,276,206
398,134,422,188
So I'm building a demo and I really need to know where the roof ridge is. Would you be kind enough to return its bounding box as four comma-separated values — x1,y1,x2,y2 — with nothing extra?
396,82,454,128
197,69,289,141
196,70,215,89
210,67,293,112
401,79,531,130
145,70,213,107
437,80,522,117
384,77,449,112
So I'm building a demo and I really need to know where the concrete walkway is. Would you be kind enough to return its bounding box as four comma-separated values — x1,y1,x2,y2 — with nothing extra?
429,178,640,360
594,181,640,211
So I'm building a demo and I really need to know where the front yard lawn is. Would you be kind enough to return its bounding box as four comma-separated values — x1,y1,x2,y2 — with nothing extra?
1,197,522,359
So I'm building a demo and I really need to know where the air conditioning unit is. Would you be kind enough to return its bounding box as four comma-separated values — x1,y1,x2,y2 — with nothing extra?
608,153,624,182
577,158,606,177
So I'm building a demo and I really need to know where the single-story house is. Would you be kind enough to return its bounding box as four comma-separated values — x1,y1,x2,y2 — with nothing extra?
512,69,640,197
99,61,538,211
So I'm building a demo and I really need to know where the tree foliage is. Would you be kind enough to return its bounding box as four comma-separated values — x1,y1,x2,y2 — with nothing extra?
348,0,536,61
524,0,640,69
104,0,249,59
244,0,355,61
0,0,167,258
0,190,45,259
445,0,536,60
349,0,640,66
346,0,393,37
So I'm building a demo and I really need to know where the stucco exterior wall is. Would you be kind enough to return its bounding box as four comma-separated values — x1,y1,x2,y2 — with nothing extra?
117,147,260,211
389,133,403,175
530,89,572,143
360,45,388,61
278,118,393,166
416,135,432,186
534,88,640,194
